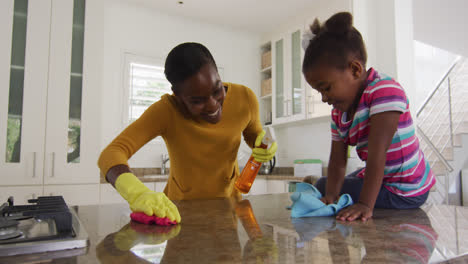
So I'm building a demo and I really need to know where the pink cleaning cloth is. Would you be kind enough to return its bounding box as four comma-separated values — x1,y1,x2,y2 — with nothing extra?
130,212,177,226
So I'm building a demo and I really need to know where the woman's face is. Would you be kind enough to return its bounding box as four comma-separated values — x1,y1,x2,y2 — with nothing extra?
303,61,364,113
176,63,225,124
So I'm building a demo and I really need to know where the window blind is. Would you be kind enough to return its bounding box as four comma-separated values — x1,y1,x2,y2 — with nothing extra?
128,62,172,122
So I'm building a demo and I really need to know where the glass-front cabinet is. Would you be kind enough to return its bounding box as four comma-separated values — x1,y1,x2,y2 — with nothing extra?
260,26,331,127
0,0,101,187
0,0,50,185
272,28,306,125
274,38,285,120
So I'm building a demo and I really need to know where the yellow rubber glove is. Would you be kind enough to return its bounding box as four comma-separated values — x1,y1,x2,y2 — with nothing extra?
252,130,277,163
115,173,181,223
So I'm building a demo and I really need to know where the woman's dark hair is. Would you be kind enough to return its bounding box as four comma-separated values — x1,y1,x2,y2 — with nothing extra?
164,42,217,94
302,12,367,72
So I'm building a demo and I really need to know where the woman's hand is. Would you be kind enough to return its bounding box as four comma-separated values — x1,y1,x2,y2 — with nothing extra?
336,203,373,222
115,173,181,223
252,130,277,163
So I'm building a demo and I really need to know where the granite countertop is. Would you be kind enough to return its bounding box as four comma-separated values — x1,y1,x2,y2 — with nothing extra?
4,194,467,263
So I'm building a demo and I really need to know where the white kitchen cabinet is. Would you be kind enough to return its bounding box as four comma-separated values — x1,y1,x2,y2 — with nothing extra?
100,183,126,204
0,186,43,205
245,179,289,195
271,28,306,125
248,178,268,195
44,184,100,205
0,0,51,186
44,0,102,185
259,42,273,126
304,87,332,119
267,180,289,194
259,26,331,127
0,0,102,188
155,182,166,193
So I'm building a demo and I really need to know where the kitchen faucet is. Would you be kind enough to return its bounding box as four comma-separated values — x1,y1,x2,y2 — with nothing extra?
161,154,170,175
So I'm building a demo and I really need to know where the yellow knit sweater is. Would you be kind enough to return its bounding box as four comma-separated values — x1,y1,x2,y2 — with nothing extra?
98,82,263,200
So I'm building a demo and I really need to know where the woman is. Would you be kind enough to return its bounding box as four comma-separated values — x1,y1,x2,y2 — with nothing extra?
98,42,277,222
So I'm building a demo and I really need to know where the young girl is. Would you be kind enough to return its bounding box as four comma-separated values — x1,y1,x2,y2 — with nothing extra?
98,43,277,222
301,12,435,221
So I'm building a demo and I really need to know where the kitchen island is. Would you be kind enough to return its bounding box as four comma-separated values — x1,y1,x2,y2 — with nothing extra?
2,193,467,263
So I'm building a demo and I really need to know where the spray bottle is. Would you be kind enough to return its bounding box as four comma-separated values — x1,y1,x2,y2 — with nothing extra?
235,127,276,194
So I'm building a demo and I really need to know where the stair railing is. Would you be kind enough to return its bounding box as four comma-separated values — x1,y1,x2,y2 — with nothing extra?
416,57,460,204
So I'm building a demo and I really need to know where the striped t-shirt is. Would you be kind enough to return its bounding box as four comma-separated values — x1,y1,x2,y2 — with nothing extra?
331,68,435,197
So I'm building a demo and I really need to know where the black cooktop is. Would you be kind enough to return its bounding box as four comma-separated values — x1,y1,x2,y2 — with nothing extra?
0,196,74,244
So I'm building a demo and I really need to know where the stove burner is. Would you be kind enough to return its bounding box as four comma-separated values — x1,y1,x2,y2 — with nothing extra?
0,195,89,257
0,219,18,229
0,196,73,245
0,228,22,241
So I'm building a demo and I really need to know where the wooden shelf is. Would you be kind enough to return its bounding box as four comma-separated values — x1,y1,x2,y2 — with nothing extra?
261,66,272,73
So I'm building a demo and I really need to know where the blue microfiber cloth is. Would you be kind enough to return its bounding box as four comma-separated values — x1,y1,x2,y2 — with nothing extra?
288,182,353,218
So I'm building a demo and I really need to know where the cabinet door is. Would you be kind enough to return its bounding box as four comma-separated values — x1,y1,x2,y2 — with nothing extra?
273,37,287,123
305,88,332,119
0,186,43,205
155,182,166,192
272,29,306,125
44,184,100,205
0,0,51,185
288,29,306,122
100,182,155,204
267,180,288,194
249,178,267,195
44,0,101,184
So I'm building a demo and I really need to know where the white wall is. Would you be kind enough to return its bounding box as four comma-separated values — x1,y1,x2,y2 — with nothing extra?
413,41,458,112
100,0,260,168
354,0,415,111
413,0,468,58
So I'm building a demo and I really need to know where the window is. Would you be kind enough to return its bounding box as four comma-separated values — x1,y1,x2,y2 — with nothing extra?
124,54,172,124
123,53,225,126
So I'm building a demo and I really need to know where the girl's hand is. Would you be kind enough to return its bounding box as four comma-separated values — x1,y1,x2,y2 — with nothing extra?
320,195,338,205
336,203,373,222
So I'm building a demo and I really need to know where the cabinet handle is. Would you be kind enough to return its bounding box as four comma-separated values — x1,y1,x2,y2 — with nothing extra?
32,152,37,178
285,100,289,116
285,99,292,116
50,152,55,178
308,96,313,114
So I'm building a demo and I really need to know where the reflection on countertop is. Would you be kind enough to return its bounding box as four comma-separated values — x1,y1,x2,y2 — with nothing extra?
11,193,467,263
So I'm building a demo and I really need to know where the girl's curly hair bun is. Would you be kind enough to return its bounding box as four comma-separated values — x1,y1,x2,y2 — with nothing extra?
325,12,353,35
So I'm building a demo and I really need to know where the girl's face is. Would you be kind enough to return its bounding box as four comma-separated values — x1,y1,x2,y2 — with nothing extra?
175,63,225,124
303,60,365,113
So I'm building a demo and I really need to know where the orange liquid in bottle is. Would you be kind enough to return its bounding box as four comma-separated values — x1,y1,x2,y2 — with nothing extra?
235,143,267,194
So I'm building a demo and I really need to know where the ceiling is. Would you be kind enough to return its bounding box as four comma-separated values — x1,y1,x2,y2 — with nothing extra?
127,0,320,34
